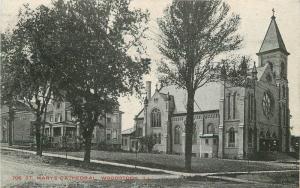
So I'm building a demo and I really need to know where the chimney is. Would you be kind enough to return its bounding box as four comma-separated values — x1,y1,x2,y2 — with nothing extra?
146,81,151,100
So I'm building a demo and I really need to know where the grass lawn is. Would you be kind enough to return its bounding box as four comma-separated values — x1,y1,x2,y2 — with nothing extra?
2,149,298,188
1,149,163,175
52,150,299,173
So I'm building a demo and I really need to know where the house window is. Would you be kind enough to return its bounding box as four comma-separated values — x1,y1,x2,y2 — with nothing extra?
151,108,161,127
207,123,214,134
122,138,127,146
66,111,71,121
56,102,61,109
107,117,111,123
50,115,53,122
112,129,117,139
138,128,143,137
213,138,217,145
228,127,235,147
58,113,62,122
30,123,35,136
174,126,181,144
131,141,135,148
53,127,61,136
205,139,209,145
107,133,111,141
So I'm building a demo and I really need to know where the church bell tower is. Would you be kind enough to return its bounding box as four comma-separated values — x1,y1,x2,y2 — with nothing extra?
256,9,290,152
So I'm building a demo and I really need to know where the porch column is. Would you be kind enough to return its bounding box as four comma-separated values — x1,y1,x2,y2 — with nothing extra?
181,132,185,155
199,138,202,158
50,125,53,137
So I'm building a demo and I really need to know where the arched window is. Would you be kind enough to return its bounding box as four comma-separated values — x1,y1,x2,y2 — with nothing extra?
174,126,181,144
228,127,235,147
233,92,236,119
151,108,161,127
248,93,251,121
227,94,231,119
207,123,214,134
280,61,285,78
192,124,197,144
248,128,253,147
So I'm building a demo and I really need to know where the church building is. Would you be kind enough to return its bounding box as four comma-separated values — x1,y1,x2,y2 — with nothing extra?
130,14,291,159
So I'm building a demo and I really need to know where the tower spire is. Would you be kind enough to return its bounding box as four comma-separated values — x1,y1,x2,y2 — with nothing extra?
257,10,289,56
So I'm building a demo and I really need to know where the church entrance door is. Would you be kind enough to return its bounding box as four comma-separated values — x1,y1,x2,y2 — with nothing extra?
259,139,279,151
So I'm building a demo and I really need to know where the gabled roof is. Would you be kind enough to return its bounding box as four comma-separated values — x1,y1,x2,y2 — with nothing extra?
160,82,221,113
137,82,221,119
257,16,289,55
121,127,135,135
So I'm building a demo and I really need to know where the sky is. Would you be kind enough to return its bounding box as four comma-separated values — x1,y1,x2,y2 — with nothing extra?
1,0,300,135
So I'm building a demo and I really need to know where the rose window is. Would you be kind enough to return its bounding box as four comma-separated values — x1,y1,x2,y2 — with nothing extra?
262,92,273,118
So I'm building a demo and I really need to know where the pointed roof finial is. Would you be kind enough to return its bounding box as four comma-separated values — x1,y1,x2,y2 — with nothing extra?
252,62,257,73
272,8,275,19
252,62,258,80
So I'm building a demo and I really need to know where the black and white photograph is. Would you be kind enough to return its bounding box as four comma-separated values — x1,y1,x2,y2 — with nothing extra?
0,0,299,187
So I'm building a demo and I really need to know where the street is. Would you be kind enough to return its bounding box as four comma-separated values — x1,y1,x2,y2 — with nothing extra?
1,149,298,188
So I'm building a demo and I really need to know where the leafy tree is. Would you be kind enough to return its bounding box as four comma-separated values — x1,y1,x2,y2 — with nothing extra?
49,0,150,163
1,5,64,155
220,56,252,87
158,0,242,171
139,134,156,152
1,33,20,146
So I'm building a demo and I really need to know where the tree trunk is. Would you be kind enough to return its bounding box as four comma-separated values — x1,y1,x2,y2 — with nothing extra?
35,115,42,156
84,136,92,163
185,90,195,172
8,104,14,146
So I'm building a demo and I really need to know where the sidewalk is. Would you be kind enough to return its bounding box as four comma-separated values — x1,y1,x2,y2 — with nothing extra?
1,146,299,184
